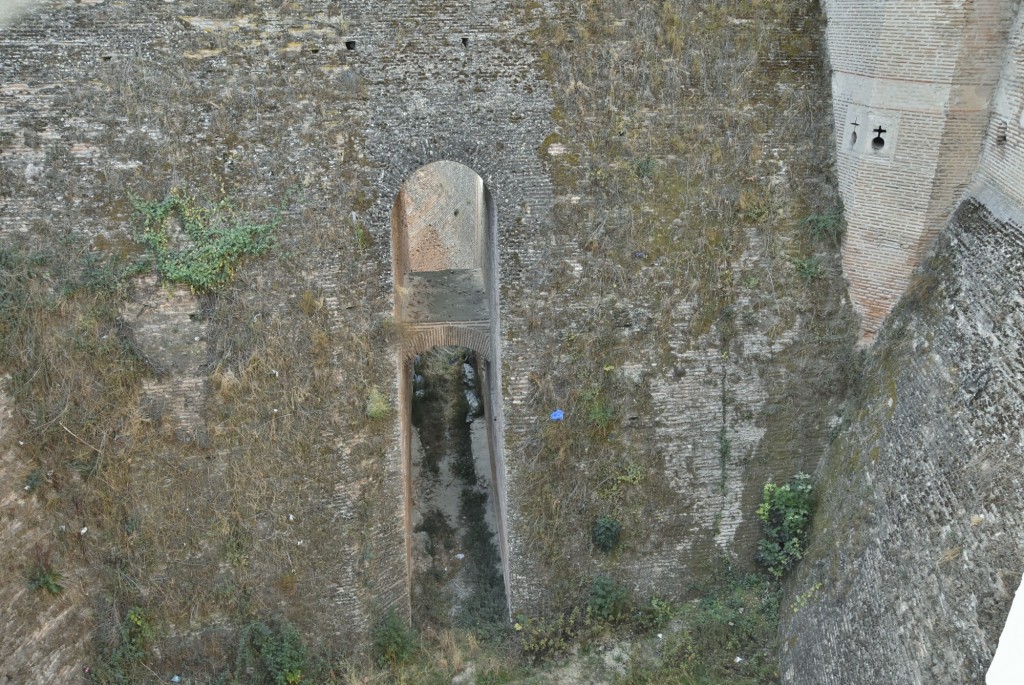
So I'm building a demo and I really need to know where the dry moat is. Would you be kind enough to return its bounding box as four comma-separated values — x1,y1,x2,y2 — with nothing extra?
409,347,507,631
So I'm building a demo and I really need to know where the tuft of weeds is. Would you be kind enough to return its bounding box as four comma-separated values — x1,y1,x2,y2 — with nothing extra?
347,215,372,251
22,467,46,494
633,157,657,180
618,572,781,684
365,386,391,420
514,608,582,661
26,549,63,596
591,514,623,553
582,385,617,433
297,289,323,316
803,204,845,245
793,256,824,282
91,607,155,685
130,190,285,292
372,609,418,669
588,575,632,624
231,621,308,685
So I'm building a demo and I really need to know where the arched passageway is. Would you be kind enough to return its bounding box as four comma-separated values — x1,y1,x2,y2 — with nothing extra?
391,161,509,621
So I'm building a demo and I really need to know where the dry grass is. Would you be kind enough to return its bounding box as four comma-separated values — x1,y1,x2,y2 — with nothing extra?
512,0,848,585
2,0,403,679
1,0,855,680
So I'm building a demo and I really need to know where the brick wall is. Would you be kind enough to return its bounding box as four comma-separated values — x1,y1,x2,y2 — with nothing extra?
0,0,860,676
825,0,1015,341
782,5,1024,681
974,6,1024,207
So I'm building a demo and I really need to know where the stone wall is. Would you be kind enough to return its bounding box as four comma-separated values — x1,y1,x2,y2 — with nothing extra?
0,0,555,674
0,0,859,677
781,198,1024,684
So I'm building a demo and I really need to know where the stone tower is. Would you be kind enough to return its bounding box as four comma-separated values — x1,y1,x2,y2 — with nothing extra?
827,0,1018,341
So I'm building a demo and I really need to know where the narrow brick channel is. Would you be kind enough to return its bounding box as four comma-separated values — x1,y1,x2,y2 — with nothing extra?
408,347,506,629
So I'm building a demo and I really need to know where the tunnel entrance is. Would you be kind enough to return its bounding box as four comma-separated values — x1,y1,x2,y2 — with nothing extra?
408,347,506,628
392,161,509,620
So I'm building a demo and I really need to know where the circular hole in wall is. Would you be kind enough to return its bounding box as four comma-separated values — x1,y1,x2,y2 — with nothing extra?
849,131,857,147
871,135,885,150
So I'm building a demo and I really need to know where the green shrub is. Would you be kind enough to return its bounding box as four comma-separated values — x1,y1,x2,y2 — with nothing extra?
632,595,676,632
803,205,845,245
756,473,814,578
131,191,280,292
365,386,391,420
232,621,307,685
634,157,657,180
92,607,154,684
27,560,62,595
591,515,622,553
514,608,581,660
581,386,616,434
372,609,417,668
587,575,631,623
793,256,823,282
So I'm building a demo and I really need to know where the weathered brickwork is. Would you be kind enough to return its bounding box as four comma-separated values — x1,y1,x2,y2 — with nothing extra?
8,0,991,678
974,6,1024,209
782,7,1024,683
782,199,1024,684
825,0,1017,341
0,0,554,673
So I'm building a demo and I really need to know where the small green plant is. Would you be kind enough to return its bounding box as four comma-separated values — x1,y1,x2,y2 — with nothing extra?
92,607,155,684
588,402,615,428
514,608,581,660
587,575,631,623
583,387,616,429
233,621,307,685
591,514,622,552
803,205,845,244
790,582,824,614
793,256,824,282
601,462,644,499
350,218,372,250
131,190,281,292
27,558,62,595
23,467,45,494
717,425,731,491
739,189,773,224
372,609,417,668
365,386,391,419
634,157,657,179
633,594,677,631
756,473,814,578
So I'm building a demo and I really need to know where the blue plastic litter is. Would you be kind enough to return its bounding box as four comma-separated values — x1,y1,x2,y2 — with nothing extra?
550,409,564,421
